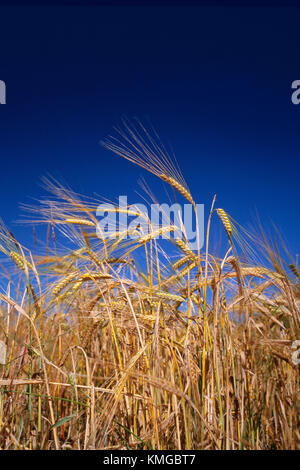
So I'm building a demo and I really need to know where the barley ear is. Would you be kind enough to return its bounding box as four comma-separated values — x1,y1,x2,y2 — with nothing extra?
216,208,232,238
160,174,195,206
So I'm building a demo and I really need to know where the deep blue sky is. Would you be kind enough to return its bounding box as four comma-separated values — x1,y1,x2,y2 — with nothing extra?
0,3,299,258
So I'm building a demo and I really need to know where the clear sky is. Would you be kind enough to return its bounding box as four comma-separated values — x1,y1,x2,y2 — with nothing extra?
0,2,299,259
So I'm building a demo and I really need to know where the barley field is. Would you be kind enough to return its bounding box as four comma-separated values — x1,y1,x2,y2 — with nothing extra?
0,124,299,450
